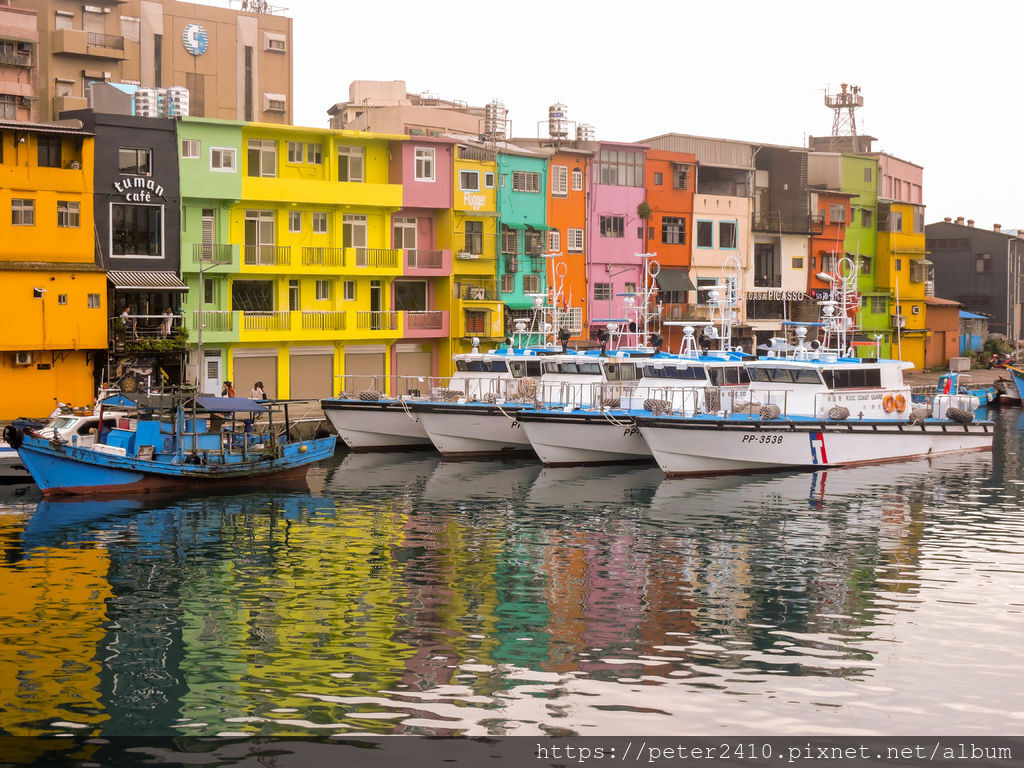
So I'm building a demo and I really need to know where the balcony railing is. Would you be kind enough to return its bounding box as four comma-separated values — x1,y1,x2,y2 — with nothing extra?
353,248,401,268
302,246,346,267
301,311,347,331
87,32,124,50
753,211,823,234
356,311,399,331
193,243,235,265
193,310,234,332
457,145,496,162
460,285,497,301
0,52,31,67
405,249,444,269
404,310,444,330
662,303,712,322
244,245,291,266
242,311,291,331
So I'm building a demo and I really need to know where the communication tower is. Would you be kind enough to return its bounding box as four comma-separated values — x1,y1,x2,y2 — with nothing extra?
824,83,863,143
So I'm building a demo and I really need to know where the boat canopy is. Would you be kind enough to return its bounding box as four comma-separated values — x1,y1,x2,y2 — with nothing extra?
195,396,268,413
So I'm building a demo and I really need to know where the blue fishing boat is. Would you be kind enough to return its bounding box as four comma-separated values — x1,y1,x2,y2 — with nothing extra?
1005,366,1024,406
2,392,335,497
911,370,997,411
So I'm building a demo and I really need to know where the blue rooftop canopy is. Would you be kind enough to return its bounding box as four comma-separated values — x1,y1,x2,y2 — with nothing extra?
959,311,987,319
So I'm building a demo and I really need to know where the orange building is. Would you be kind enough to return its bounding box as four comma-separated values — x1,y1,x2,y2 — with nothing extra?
544,148,589,341
644,149,695,350
807,188,855,292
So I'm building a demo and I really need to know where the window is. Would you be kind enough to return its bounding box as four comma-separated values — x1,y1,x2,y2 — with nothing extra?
204,279,216,305
697,220,713,247
11,199,34,226
673,164,689,189
231,280,273,312
337,145,364,182
211,147,236,171
551,165,568,196
895,259,902,272
567,228,584,253
860,256,872,275
57,201,80,228
829,204,846,223
315,279,330,300
465,310,487,334
154,33,162,86
55,11,73,30
523,274,540,294
869,295,887,314
307,143,322,164
415,147,434,181
976,253,991,273
57,294,67,305
460,170,480,191
513,171,541,192
864,166,872,182
181,139,200,159
120,15,140,42
661,216,685,245
87,293,100,308
624,282,636,295
792,257,804,269
572,168,583,191
501,274,515,293
501,227,518,255
265,95,286,112
861,208,872,228
342,214,367,249
38,136,62,168
119,146,153,176
719,221,737,249
393,217,416,249
288,210,301,233
54,78,74,98
244,209,275,258
267,36,286,52
594,283,611,301
548,229,560,253
247,139,276,178
312,212,328,233
343,281,355,301
287,141,304,163
599,149,644,187
600,215,624,238
696,278,718,305
484,172,495,188
891,210,903,232
112,204,161,256
464,220,483,255
654,172,663,185
912,206,925,234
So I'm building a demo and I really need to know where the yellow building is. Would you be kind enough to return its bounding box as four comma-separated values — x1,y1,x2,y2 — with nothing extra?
876,200,928,368
0,120,105,419
442,144,503,359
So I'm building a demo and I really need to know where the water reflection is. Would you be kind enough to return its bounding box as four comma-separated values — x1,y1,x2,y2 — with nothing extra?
0,411,1021,741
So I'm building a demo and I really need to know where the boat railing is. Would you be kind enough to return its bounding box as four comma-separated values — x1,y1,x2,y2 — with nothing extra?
813,387,911,420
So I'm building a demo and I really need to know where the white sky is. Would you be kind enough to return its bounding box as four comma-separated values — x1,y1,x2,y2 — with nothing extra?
213,0,1021,230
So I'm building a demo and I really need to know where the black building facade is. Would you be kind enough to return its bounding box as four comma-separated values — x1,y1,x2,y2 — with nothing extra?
925,220,1024,342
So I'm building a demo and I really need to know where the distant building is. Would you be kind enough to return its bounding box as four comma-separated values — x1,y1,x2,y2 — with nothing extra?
0,0,38,121
18,0,292,123
925,219,1024,343
328,80,488,137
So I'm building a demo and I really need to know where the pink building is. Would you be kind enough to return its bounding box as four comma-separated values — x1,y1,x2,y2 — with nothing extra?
586,141,649,338
0,0,38,122
872,152,923,204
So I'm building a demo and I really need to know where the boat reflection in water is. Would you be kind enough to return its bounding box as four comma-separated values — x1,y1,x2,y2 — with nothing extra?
0,438,1016,749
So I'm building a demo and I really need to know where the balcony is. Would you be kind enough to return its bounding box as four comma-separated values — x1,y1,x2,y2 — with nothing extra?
404,248,450,276
402,310,448,339
460,284,497,301
301,310,347,331
194,310,234,332
351,247,401,269
53,94,88,115
193,243,235,266
242,311,291,331
244,245,291,267
0,52,31,67
51,28,126,60
753,211,823,235
302,246,346,268
356,311,399,332
662,303,712,322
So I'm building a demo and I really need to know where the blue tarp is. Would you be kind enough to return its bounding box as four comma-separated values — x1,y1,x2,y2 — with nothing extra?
959,311,988,319
194,396,268,413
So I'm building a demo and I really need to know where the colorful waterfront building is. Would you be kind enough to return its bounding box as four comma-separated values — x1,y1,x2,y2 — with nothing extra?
0,119,104,419
587,141,648,341
495,145,548,339
807,188,854,291
643,148,695,350
443,141,503,356
178,118,408,398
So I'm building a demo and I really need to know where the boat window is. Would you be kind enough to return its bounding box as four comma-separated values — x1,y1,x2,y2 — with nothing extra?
488,361,508,373
544,362,559,374
577,362,603,375
643,365,665,378
525,361,543,377
509,360,526,378
766,368,795,383
710,366,751,386
668,366,707,380
455,360,467,372
76,421,100,435
821,368,882,389
793,369,823,385
465,360,488,372
604,363,619,381
619,363,638,381
48,417,77,430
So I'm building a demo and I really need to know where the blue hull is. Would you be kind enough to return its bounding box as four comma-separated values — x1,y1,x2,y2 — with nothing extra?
1011,369,1024,403
17,436,336,497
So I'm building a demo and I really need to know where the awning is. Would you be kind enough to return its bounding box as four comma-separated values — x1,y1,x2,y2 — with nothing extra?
194,396,268,413
656,268,696,293
502,222,526,230
526,223,550,230
107,270,189,291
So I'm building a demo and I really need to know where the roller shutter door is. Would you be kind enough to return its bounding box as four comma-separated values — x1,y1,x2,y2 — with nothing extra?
232,355,278,399
344,349,386,393
289,353,333,400
395,347,433,396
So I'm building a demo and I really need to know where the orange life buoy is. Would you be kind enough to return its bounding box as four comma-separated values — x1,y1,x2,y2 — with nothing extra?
894,394,907,413
883,394,896,413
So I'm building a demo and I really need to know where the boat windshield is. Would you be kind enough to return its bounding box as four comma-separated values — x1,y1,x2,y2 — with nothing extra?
748,367,823,385
508,360,543,378
456,360,509,373
47,417,78,430
821,368,882,389
545,361,604,375
643,364,708,381
709,366,750,386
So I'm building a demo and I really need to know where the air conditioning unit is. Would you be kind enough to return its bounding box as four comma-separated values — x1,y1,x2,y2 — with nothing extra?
891,314,906,329
14,351,33,366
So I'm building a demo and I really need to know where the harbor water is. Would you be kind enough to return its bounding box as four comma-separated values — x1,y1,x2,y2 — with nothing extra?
1,407,1024,753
